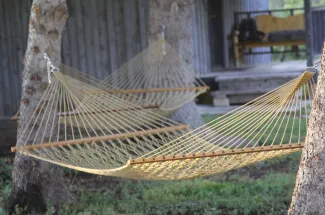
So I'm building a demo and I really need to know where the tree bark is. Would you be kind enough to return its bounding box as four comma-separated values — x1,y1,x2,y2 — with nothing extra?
148,0,204,129
9,0,74,214
288,42,325,214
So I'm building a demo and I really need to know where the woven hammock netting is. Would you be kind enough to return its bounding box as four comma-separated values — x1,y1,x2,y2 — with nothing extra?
12,63,316,180
100,38,209,113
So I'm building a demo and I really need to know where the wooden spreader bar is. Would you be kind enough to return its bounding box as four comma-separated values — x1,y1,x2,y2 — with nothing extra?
11,110,20,121
11,124,189,153
12,105,160,119
57,104,159,117
11,116,19,121
91,86,209,94
128,143,304,165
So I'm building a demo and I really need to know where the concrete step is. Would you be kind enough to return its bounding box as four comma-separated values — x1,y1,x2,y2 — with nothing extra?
211,71,301,106
213,71,302,82
198,101,311,116
199,60,317,107
198,105,239,115
212,88,275,96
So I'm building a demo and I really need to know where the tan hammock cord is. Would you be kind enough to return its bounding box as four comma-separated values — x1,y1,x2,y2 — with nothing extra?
12,65,315,180
101,38,209,112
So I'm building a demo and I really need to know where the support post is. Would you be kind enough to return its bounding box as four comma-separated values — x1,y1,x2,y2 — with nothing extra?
304,0,314,66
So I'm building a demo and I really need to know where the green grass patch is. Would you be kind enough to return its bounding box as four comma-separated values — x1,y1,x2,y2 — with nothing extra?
202,112,308,146
0,159,12,214
58,172,297,215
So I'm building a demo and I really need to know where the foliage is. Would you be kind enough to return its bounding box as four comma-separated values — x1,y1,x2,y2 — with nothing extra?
51,172,297,215
0,159,12,213
312,0,325,6
270,0,325,10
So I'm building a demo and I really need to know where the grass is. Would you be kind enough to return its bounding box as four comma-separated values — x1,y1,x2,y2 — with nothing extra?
202,112,308,146
0,114,304,215
56,172,298,215
0,159,12,215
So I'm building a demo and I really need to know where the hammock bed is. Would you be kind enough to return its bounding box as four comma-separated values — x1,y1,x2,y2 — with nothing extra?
100,38,209,113
12,63,315,180
12,38,208,121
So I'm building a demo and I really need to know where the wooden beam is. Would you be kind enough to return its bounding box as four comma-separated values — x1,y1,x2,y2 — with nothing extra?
11,110,20,121
91,86,210,94
57,104,160,117
11,116,20,121
304,0,314,66
13,105,160,120
239,40,306,49
128,143,304,165
11,124,189,152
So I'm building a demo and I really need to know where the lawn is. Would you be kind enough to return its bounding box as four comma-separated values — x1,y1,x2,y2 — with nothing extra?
202,111,308,146
0,114,304,215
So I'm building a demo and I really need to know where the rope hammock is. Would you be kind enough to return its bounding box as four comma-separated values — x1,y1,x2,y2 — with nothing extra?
100,37,209,112
11,37,208,121
11,60,316,180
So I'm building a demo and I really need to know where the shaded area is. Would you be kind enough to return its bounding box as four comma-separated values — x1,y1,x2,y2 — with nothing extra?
0,119,16,157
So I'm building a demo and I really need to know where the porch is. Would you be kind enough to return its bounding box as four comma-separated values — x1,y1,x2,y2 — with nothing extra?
199,0,325,109
198,57,320,113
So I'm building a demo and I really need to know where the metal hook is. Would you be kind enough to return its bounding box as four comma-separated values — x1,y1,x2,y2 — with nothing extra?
304,58,321,74
313,59,321,69
44,53,59,83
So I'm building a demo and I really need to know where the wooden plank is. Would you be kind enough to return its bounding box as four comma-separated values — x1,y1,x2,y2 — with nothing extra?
91,86,209,94
12,104,160,120
11,116,19,121
137,0,148,51
129,143,304,165
75,0,87,72
256,14,305,35
114,0,125,69
97,0,108,79
11,110,19,121
1,0,12,116
0,0,5,116
239,40,306,49
11,124,189,152
107,0,118,74
90,0,101,79
304,0,314,66
57,104,159,116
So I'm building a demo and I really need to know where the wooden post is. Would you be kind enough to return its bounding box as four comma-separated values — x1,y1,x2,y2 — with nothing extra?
304,0,314,66
233,30,240,68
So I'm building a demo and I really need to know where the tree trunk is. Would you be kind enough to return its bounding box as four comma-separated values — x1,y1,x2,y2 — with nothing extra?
148,0,204,129
9,0,74,214
288,42,325,214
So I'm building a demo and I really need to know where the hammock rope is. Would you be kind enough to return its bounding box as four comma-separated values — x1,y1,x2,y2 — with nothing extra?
101,38,209,112
12,61,315,180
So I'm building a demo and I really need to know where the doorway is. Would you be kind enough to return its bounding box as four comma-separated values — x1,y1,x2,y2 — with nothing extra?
207,0,225,68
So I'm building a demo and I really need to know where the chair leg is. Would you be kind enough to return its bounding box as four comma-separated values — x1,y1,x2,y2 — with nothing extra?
280,46,287,62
